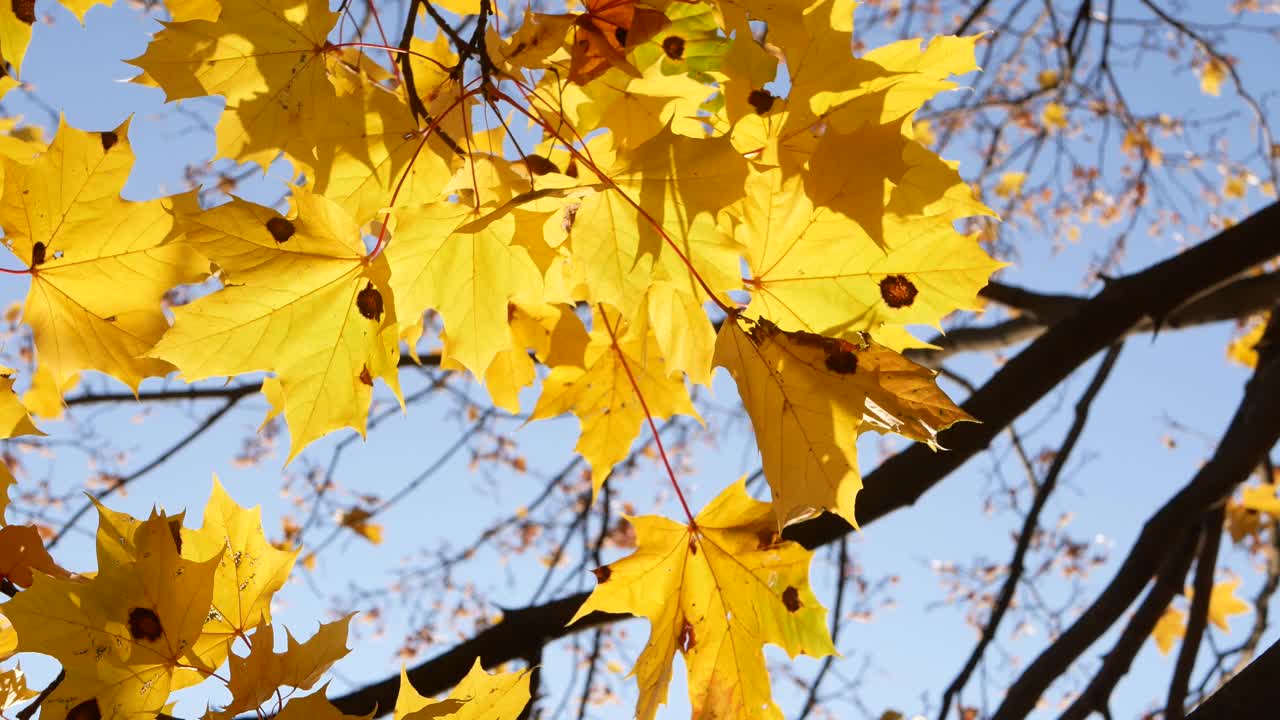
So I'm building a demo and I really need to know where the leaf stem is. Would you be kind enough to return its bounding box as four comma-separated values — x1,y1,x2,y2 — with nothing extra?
597,306,698,528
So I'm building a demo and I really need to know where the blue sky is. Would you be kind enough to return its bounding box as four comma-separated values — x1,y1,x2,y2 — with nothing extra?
0,1,1277,719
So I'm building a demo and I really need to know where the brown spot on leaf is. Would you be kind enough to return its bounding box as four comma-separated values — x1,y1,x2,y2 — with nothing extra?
521,154,559,176
358,365,373,386
266,217,295,244
565,158,579,178
592,565,612,584
756,529,781,550
11,0,34,25
66,699,102,720
825,350,858,375
167,519,183,554
688,535,698,555
127,607,163,641
30,241,45,267
613,27,628,46
782,586,802,612
748,89,776,115
100,131,119,152
662,35,686,60
879,274,918,308
356,282,384,321
678,619,696,653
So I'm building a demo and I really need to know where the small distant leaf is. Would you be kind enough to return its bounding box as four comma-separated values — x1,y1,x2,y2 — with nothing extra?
1151,606,1185,655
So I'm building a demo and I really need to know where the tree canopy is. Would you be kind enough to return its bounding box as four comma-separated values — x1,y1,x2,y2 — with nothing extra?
0,0,1276,719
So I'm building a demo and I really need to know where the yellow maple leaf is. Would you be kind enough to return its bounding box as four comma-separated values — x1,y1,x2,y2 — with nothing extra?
386,202,542,379
0,119,208,390
0,4,33,77
0,510,221,720
182,477,298,667
306,42,458,226
571,477,836,720
1205,579,1250,632
1152,606,1185,655
1041,102,1069,130
0,524,70,588
440,301,589,413
128,0,343,167
151,186,403,460
275,685,372,720
338,508,383,545
19,364,78,421
994,171,1027,199
804,122,996,251
0,664,37,710
167,0,221,22
0,368,40,439
530,307,698,497
713,317,971,527
212,616,354,719
1037,69,1060,89
1226,496,1262,543
1199,58,1226,96
396,658,531,720
1227,314,1266,368
735,169,1001,344
571,131,746,325
1241,483,1280,517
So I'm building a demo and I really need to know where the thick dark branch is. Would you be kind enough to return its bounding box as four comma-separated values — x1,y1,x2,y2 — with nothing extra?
317,206,1280,718
1058,523,1203,720
1187,636,1280,719
1167,507,1227,720
329,594,619,716
993,312,1280,719
938,343,1123,720
909,270,1280,368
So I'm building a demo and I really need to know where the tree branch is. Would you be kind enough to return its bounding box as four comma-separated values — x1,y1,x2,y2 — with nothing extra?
1167,506,1227,720
938,342,1123,720
318,206,1280,718
1058,522,1204,720
909,270,1280,368
992,311,1280,719
1187,636,1280,718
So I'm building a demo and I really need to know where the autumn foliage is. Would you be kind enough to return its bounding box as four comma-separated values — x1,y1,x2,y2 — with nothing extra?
0,0,1015,717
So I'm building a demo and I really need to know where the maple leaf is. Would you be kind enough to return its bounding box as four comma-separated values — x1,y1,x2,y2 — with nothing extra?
305,38,461,226
804,121,996,250
1203,579,1250,632
182,477,298,667
1227,313,1267,368
1151,606,1186,655
571,477,836,720
734,169,1002,343
0,664,36,710
0,2,34,77
439,301,589,414
0,119,208,390
274,686,372,720
211,615,354,719
0,510,221,720
1241,483,1280,516
0,524,70,587
128,0,343,167
714,317,972,527
395,658,531,720
385,202,542,378
570,131,745,381
0,368,41,439
530,307,697,496
566,0,669,86
150,186,403,460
